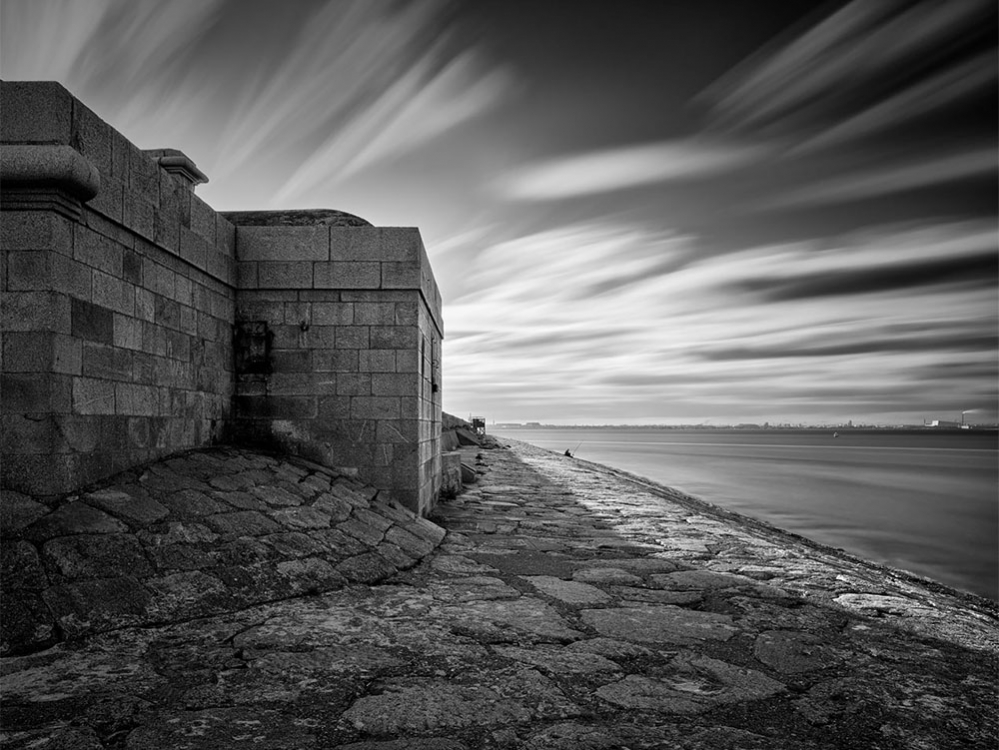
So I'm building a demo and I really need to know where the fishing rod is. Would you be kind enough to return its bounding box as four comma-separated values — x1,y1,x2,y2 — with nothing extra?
564,441,583,457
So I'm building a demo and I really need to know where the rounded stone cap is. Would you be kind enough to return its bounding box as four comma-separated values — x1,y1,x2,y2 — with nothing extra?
221,209,372,227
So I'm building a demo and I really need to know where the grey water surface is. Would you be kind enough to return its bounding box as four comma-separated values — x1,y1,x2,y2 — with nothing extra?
492,428,998,600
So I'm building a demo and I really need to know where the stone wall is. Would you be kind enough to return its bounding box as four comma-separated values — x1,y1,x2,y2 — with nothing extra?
1,82,235,496
1,81,444,515
227,215,444,515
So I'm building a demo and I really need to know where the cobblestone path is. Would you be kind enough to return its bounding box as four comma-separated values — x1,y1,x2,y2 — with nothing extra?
2,441,996,749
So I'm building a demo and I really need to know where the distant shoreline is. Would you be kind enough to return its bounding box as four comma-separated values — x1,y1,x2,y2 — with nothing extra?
492,425,999,435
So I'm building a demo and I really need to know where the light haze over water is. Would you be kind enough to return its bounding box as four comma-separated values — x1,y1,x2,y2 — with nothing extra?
492,428,998,600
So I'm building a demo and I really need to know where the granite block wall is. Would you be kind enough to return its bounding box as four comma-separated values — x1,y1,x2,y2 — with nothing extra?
1,82,444,515
228,218,444,515
1,82,235,495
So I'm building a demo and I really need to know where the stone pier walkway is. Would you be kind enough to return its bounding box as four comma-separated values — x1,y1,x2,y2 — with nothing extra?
2,441,997,749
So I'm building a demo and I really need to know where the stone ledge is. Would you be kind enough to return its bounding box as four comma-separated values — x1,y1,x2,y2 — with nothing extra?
0,144,101,201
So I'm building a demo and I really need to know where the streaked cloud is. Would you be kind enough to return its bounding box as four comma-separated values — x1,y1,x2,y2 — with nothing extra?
703,0,995,137
445,218,997,422
275,49,514,202
755,149,995,210
496,139,768,201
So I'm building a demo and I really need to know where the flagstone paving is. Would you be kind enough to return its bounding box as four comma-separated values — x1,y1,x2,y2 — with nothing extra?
1,440,996,749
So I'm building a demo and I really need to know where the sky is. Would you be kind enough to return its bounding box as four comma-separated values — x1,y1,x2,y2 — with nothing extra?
2,0,996,425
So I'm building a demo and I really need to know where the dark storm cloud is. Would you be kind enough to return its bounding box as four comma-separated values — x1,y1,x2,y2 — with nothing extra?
734,250,996,303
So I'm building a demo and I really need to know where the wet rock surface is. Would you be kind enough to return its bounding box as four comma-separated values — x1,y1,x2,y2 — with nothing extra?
2,440,997,749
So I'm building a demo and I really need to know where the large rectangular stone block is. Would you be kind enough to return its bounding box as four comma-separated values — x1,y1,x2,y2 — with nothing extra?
72,377,116,415
350,396,400,420
354,302,397,326
70,298,113,344
179,227,209,270
371,373,412,396
370,326,416,350
71,99,114,177
358,350,396,373
258,261,313,289
335,327,370,349
73,224,123,277
114,382,158,416
313,261,380,289
82,342,132,381
236,225,329,262
312,302,354,325
0,82,74,144
92,270,134,316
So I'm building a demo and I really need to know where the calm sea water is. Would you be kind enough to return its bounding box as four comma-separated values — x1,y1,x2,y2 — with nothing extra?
491,427,998,600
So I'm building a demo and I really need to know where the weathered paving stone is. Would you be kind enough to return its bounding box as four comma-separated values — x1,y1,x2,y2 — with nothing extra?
0,491,50,536
125,706,317,749
145,570,228,618
522,722,627,750
41,533,153,580
576,556,681,574
566,637,655,660
83,488,169,525
42,576,153,638
595,653,785,713
340,516,387,546
429,576,521,602
442,597,584,643
147,543,215,571
340,669,580,733
312,528,370,557
1,590,57,655
251,643,407,676
468,550,577,578
649,570,757,590
335,552,396,583
314,493,353,522
571,567,643,585
205,510,282,538
376,541,416,568
276,557,344,592
753,630,840,673
384,525,434,557
334,740,467,750
430,554,499,576
1,540,49,590
23,503,127,541
610,586,704,605
250,485,303,507
494,645,621,673
211,489,270,511
268,505,331,530
260,531,329,558
523,575,612,605
353,506,393,532
157,488,228,516
139,521,218,546
581,605,737,644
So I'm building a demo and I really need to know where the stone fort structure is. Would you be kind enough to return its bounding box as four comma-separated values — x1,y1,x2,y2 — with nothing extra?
1,81,444,515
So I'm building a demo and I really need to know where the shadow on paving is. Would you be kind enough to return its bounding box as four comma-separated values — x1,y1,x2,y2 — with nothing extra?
0,440,996,750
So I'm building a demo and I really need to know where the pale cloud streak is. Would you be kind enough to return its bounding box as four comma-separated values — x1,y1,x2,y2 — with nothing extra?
754,149,996,210
496,139,768,201
703,0,995,136
275,48,514,203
